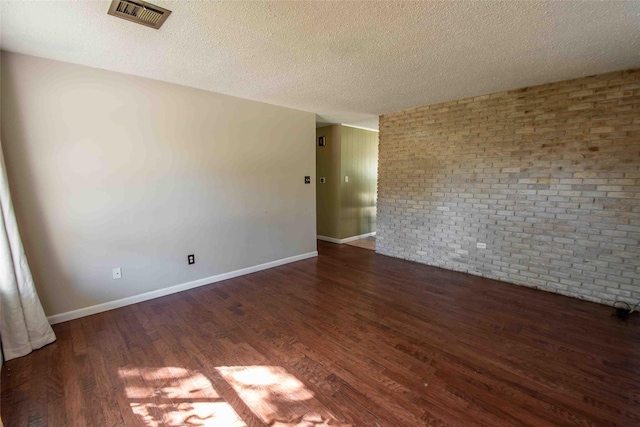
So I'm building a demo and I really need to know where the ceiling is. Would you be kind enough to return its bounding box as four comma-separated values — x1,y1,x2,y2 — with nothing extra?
2,1,639,131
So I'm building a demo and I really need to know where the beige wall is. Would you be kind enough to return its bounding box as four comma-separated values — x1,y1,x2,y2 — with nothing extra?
1,52,317,317
316,125,378,239
378,69,640,306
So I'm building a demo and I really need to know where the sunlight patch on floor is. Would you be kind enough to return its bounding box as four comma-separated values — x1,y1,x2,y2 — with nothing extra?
118,367,246,427
216,365,347,426
344,236,376,250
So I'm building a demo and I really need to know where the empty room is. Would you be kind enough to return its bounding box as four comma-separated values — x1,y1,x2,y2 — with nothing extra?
1,1,639,426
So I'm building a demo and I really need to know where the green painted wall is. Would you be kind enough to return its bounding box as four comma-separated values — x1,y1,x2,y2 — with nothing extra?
316,125,378,239
339,126,378,239
316,125,341,238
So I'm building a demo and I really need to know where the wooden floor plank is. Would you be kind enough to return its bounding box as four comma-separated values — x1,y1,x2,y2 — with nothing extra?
2,240,639,426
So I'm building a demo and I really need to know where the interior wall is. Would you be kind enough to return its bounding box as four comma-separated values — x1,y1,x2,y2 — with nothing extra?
378,69,640,305
316,125,378,240
1,52,317,317
315,125,341,239
339,126,378,239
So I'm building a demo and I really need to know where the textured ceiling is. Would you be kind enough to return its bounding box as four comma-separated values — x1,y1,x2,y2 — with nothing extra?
2,1,640,131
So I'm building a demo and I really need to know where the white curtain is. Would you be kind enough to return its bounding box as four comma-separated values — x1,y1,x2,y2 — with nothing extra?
0,138,56,363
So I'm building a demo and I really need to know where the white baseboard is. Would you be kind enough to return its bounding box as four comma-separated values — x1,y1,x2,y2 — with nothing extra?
317,231,376,245
47,251,318,325
316,235,342,244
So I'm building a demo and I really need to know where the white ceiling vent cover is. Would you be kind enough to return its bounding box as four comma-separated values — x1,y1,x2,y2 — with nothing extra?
107,0,171,29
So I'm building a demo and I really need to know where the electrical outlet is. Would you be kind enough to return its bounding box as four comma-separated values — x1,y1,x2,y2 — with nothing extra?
188,254,195,265
476,243,487,249
112,267,122,280
304,176,311,184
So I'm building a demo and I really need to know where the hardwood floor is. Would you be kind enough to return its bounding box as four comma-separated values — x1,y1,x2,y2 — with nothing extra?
2,240,639,426
345,237,376,251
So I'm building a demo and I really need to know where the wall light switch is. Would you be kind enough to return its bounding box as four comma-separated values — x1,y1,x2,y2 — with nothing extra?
112,267,122,280
344,176,349,183
476,243,487,249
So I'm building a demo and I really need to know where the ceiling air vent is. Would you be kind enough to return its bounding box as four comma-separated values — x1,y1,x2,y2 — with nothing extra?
107,0,171,29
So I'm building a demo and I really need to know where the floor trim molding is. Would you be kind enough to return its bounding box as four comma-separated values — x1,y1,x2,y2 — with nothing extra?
317,232,376,244
47,251,318,325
